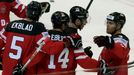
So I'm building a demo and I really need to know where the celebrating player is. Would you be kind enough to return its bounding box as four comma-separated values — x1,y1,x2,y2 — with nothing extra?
0,1,49,75
35,11,70,75
0,0,51,70
63,6,99,74
36,6,99,75
0,0,27,30
94,12,130,75
0,0,27,69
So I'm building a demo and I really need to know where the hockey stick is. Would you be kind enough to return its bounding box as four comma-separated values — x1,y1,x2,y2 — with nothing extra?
45,60,134,75
50,0,54,2
128,60,134,65
86,0,94,10
100,60,134,75
128,60,134,68
21,42,45,72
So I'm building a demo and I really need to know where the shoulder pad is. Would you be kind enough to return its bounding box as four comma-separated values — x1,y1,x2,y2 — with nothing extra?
113,34,129,48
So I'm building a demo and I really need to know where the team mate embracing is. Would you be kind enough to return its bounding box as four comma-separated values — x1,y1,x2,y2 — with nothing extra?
37,6,99,75
36,11,70,75
63,6,99,74
0,1,52,75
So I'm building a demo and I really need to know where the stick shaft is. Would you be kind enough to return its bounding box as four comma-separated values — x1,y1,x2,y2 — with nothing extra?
86,0,94,10
21,42,45,71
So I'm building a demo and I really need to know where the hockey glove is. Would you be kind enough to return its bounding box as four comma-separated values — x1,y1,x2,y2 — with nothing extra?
12,63,24,75
66,33,82,48
84,46,93,58
93,36,114,48
40,2,50,13
99,59,116,75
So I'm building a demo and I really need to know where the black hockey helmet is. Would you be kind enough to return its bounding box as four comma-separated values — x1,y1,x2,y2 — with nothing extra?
51,11,70,28
106,12,126,28
70,6,89,22
26,1,42,21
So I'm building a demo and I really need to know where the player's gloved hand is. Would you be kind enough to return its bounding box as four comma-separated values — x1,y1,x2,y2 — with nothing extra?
93,36,114,48
99,59,116,75
84,46,93,58
66,33,82,48
40,2,50,13
12,63,24,75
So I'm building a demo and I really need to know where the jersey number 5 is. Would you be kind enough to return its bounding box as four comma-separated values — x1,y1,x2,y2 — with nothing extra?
9,36,24,60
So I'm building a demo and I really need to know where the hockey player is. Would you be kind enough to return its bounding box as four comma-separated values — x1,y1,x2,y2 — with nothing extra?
62,6,99,74
0,1,54,75
0,0,26,30
35,11,73,75
0,0,50,30
36,6,99,75
24,11,70,70
0,0,26,69
94,12,130,75
65,6,94,57
0,0,51,70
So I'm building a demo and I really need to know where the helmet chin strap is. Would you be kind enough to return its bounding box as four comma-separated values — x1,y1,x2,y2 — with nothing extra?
111,23,121,35
73,18,86,30
111,28,117,35
76,19,84,30
74,23,80,30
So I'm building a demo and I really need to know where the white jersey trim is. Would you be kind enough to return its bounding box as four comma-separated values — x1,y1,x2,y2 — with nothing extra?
76,55,88,60
0,28,6,43
20,5,25,12
114,37,128,48
74,48,84,53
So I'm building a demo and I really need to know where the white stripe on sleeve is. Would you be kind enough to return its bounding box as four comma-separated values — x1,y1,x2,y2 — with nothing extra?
0,28,6,43
74,48,84,53
75,55,88,60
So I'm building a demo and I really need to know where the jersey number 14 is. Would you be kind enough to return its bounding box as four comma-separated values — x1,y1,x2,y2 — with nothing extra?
48,48,69,69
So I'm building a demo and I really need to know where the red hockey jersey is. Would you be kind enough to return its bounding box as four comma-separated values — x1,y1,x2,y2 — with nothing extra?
0,20,47,75
0,0,26,30
98,34,130,75
0,20,66,75
36,47,99,75
36,30,99,75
